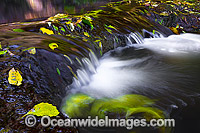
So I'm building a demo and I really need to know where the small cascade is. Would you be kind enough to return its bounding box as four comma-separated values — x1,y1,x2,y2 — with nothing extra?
136,33,200,55
70,51,100,93
125,31,200,56
64,33,200,110
126,32,144,45
126,30,164,46
68,33,200,98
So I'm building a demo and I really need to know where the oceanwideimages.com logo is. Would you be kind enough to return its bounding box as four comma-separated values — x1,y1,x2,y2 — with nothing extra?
25,115,175,129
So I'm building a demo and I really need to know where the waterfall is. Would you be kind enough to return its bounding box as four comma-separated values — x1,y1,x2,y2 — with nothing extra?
128,33,200,55
63,33,200,115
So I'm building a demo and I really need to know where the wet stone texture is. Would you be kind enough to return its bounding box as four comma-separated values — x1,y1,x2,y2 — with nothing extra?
0,47,78,132
0,0,199,132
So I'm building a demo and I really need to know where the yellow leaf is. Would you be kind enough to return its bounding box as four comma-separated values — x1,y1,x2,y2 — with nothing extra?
54,13,68,18
22,47,36,54
66,21,72,25
105,27,112,34
49,43,58,50
40,27,54,35
169,27,179,34
48,17,55,21
84,16,92,22
94,39,100,42
75,18,82,25
22,103,59,118
83,32,90,37
28,48,36,54
106,25,117,30
0,50,7,55
8,68,22,86
160,12,169,16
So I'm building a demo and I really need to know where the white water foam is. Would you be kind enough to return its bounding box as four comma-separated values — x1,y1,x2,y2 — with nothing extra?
67,33,200,99
130,33,200,55
76,57,149,98
69,54,180,98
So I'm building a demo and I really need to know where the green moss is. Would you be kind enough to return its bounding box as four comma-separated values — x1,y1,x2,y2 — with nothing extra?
62,93,165,120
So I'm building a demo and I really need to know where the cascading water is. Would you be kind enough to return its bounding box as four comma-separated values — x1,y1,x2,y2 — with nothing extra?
62,32,200,132
129,33,200,55
1,0,200,132
65,33,200,98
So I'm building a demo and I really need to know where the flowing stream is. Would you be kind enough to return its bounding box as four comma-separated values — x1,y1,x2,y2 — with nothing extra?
1,0,200,132
63,33,200,132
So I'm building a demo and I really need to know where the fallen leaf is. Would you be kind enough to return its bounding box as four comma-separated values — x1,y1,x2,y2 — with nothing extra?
49,43,58,50
56,68,61,75
76,18,82,25
84,16,92,22
77,24,82,29
84,32,90,37
40,27,54,35
54,13,68,19
105,27,112,34
8,68,23,86
0,50,7,55
82,19,93,30
13,29,25,32
60,27,66,32
22,103,59,118
28,48,36,54
22,47,36,54
66,21,72,25
169,27,179,34
94,39,101,42
160,12,169,16
53,25,58,31
105,24,117,30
